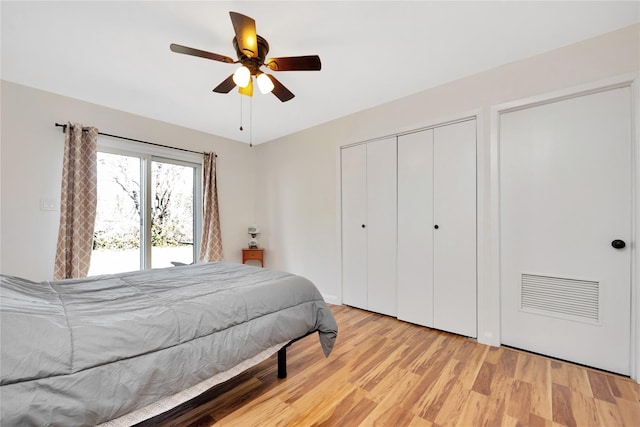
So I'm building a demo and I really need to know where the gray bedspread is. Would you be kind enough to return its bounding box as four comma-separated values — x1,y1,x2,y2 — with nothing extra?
0,262,338,426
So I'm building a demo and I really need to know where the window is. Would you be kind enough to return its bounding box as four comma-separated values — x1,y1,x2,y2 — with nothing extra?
89,144,202,276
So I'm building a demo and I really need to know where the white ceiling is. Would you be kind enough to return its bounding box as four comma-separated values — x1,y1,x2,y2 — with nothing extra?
2,1,638,145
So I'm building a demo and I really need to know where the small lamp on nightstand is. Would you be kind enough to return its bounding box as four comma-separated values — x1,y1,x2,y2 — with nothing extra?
248,225,260,249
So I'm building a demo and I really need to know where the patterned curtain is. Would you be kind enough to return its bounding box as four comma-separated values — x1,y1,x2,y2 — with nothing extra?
198,152,224,262
54,123,98,279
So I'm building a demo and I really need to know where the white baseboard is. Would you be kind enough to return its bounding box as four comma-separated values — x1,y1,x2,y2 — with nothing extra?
322,294,340,305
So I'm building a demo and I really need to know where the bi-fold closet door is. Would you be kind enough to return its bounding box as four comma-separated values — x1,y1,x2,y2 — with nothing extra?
341,119,477,338
341,137,397,317
397,119,477,337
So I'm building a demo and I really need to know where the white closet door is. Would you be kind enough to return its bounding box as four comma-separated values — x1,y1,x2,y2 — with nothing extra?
341,144,367,309
367,138,397,316
397,129,434,327
500,87,632,374
433,120,477,337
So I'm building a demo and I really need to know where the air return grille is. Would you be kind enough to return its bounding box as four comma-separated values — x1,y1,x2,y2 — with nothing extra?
521,274,600,324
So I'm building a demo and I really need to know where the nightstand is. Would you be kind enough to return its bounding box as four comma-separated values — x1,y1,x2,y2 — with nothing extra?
242,248,264,267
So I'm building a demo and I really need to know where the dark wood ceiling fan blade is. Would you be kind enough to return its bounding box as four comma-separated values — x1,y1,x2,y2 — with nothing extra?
229,12,257,58
268,74,295,102
213,74,236,93
265,55,321,71
170,43,235,63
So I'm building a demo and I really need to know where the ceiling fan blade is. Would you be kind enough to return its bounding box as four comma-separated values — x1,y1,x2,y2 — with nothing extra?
213,74,236,93
238,78,254,97
267,74,295,102
170,43,235,63
229,11,258,58
265,55,321,71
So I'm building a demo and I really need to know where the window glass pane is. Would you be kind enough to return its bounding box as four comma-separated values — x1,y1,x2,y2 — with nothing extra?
150,160,195,268
90,152,141,275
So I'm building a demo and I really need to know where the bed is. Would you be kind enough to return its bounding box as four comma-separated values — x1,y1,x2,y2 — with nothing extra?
0,262,338,426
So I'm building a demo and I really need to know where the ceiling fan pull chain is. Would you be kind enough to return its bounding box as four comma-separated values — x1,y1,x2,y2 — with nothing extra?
239,95,243,131
249,95,253,147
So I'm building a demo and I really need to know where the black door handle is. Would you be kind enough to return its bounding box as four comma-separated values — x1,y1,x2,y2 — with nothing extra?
361,224,366,228
611,240,626,249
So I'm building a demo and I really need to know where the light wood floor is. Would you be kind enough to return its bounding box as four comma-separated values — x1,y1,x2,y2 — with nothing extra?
151,305,640,427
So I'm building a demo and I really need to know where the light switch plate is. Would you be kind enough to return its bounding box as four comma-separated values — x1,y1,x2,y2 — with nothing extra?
40,198,57,211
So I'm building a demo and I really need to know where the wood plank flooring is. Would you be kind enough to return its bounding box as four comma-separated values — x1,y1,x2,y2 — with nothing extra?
151,305,640,426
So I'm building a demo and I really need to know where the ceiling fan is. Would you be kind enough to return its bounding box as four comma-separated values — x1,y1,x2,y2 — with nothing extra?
170,11,321,102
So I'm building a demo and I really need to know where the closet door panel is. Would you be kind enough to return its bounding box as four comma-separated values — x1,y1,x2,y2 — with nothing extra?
366,138,397,316
341,144,368,309
433,120,477,337
397,130,434,327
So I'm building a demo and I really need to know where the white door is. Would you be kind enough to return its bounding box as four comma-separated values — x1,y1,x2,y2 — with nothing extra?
341,144,367,310
500,87,632,375
397,120,477,337
366,138,397,316
433,120,477,337
398,129,435,327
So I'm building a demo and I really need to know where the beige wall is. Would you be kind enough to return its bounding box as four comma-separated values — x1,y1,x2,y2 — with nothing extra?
0,80,256,281
254,24,640,374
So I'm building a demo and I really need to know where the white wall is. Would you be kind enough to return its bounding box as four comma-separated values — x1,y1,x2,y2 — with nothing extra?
0,80,255,281
254,24,640,373
253,124,341,299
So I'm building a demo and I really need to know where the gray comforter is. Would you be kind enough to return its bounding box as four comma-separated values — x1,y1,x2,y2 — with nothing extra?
0,262,338,426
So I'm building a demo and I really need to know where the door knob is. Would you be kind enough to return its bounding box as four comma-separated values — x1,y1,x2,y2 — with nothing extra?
361,224,366,228
611,239,626,249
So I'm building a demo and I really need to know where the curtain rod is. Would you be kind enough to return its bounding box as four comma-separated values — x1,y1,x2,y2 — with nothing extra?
54,123,215,157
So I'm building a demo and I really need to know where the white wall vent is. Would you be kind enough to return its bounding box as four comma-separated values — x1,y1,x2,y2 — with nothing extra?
520,273,600,324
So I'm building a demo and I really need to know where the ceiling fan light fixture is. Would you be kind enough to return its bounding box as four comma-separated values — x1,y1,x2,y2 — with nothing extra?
232,66,251,88
170,11,321,102
257,73,274,94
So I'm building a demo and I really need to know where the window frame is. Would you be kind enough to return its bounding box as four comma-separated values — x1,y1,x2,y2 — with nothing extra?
96,137,203,270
